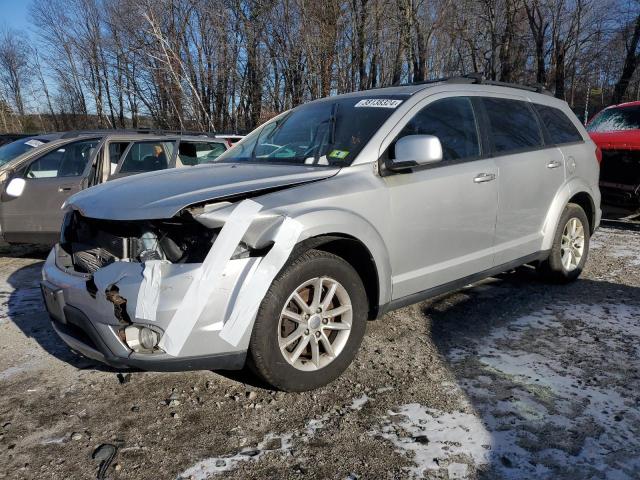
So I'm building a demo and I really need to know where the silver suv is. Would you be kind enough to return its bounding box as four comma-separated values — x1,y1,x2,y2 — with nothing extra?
42,79,601,391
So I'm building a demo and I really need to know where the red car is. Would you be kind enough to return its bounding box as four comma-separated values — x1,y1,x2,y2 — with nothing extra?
587,100,640,207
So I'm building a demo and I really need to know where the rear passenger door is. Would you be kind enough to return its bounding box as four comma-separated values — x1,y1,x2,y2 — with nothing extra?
385,95,499,298
481,97,565,265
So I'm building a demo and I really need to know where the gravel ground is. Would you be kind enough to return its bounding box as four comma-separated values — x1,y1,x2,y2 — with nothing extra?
0,227,638,480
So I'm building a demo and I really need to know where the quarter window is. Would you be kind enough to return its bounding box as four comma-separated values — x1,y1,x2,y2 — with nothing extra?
533,104,583,144
482,98,543,154
397,97,480,162
25,139,98,178
119,141,175,173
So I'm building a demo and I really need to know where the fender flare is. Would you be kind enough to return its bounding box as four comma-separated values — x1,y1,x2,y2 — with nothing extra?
541,179,597,251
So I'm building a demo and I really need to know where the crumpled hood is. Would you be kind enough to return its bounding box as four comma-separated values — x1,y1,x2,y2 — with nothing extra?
68,163,340,220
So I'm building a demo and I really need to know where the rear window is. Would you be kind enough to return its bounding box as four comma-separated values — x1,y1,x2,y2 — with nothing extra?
587,105,640,133
534,104,583,144
482,98,543,154
178,141,226,165
0,137,49,166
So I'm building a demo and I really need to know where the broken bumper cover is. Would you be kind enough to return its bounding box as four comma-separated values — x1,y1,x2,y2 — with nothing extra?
41,247,254,371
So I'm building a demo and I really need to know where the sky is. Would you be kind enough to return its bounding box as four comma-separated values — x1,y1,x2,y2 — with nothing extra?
0,0,34,37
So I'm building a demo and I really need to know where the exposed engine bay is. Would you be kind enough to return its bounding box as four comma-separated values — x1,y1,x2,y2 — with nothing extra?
58,210,219,274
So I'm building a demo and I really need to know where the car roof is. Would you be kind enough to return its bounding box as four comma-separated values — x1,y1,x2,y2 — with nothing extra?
306,77,557,106
605,100,640,110
39,131,225,142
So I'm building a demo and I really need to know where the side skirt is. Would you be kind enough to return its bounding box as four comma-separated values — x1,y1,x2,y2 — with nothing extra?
378,250,550,316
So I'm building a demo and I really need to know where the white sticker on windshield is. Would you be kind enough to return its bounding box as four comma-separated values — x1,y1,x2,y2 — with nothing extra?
355,99,402,109
24,139,44,148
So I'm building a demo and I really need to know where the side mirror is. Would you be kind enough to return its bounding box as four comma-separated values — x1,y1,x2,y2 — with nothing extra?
6,178,26,197
388,135,443,171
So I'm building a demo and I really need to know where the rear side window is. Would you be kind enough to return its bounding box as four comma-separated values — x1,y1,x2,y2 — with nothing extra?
25,139,98,178
178,141,226,166
534,104,583,144
482,98,543,154
397,97,480,162
119,141,175,173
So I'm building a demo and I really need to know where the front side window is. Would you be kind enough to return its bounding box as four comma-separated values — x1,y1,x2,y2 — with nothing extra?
178,141,226,165
587,105,640,132
119,141,175,173
25,139,98,178
396,97,480,162
483,98,543,154
214,96,405,167
534,104,583,144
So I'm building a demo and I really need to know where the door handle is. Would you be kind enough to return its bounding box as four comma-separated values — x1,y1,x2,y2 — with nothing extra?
473,173,496,183
58,187,72,192
547,160,562,169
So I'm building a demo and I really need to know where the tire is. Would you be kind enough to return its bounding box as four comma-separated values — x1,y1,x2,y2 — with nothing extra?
537,203,590,283
248,249,367,392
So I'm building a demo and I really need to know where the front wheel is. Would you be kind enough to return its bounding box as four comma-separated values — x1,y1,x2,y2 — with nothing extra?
538,203,590,283
248,249,367,392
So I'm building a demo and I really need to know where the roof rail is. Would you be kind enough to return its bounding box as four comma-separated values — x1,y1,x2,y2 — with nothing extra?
399,74,553,96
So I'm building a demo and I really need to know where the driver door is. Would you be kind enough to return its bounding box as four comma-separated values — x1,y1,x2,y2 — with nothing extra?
385,96,499,299
1,138,99,244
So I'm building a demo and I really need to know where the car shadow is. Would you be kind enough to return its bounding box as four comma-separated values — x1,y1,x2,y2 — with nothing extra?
424,268,640,477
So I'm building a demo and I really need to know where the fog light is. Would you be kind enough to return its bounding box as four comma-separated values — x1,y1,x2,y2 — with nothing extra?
139,327,158,350
124,325,160,353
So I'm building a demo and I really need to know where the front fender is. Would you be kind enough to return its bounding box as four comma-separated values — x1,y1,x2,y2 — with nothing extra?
541,178,600,251
243,207,392,307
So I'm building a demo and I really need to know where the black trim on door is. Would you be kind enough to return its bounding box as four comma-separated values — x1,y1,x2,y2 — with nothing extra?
377,250,550,317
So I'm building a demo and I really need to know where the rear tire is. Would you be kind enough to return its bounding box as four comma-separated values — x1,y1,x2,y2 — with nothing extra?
538,203,590,283
248,249,367,392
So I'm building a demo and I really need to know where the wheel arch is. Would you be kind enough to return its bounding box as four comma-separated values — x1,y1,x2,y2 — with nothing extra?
542,180,598,251
294,233,381,320
285,210,392,318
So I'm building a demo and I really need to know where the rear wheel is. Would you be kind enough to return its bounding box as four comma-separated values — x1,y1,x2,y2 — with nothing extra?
248,249,367,392
538,203,590,283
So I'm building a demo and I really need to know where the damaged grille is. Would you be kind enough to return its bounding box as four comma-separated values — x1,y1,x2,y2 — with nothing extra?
60,211,218,274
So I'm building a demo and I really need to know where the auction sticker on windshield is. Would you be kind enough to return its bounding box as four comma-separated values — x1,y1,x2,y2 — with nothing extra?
354,99,403,108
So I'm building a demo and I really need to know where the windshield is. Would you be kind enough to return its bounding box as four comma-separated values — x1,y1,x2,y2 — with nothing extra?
0,137,49,166
587,105,640,133
214,96,405,167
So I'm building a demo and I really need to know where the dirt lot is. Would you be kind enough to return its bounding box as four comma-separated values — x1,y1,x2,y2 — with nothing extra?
0,227,639,480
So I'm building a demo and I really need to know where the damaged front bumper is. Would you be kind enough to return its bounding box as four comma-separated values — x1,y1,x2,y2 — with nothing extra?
41,245,256,371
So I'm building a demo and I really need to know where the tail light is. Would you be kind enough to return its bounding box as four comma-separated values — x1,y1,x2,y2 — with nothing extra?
595,145,602,164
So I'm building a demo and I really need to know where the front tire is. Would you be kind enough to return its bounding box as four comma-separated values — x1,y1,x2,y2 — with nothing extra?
248,249,367,392
538,203,590,283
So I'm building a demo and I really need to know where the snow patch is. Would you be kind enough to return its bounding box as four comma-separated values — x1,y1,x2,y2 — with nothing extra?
177,433,292,480
375,404,491,478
